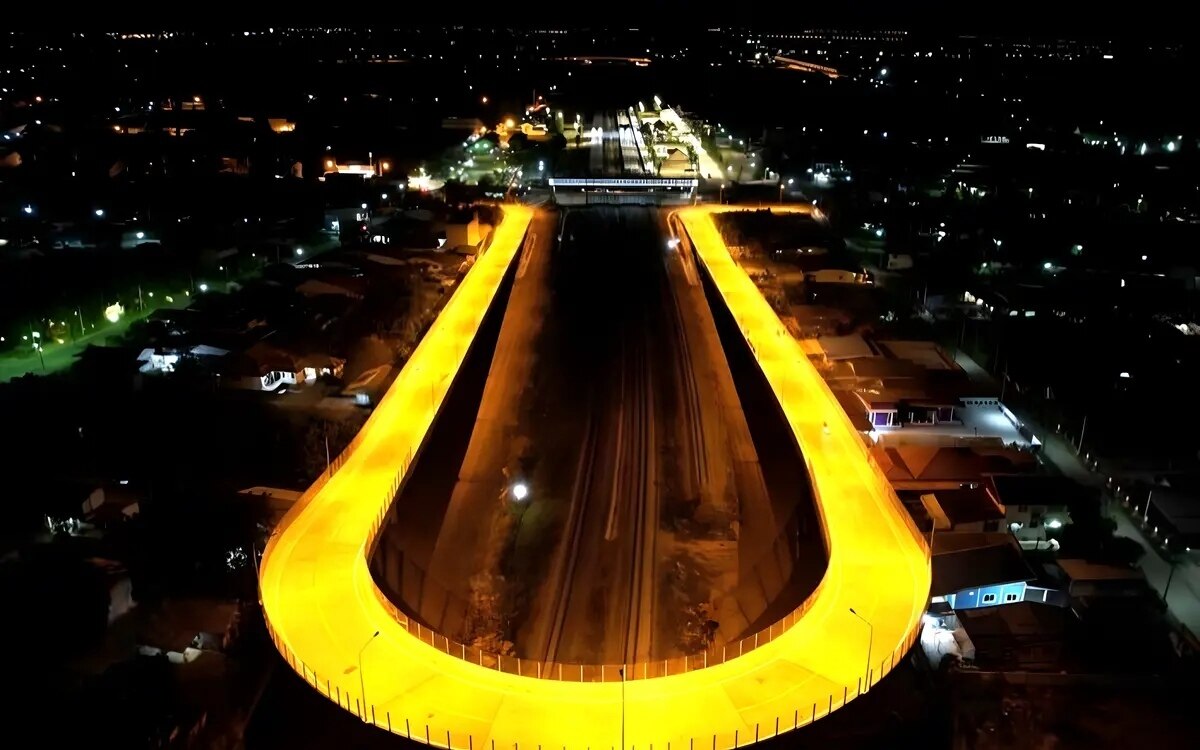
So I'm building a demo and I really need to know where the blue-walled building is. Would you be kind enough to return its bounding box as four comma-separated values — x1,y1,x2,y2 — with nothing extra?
931,543,1037,610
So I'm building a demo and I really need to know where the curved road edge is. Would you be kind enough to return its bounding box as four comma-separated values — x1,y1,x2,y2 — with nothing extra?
259,202,931,750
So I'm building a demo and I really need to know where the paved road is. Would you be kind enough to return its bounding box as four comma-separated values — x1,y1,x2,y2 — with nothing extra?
259,203,931,750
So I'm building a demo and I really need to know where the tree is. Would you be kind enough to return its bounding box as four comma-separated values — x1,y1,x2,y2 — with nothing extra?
1054,500,1144,566
0,540,111,656
507,132,528,152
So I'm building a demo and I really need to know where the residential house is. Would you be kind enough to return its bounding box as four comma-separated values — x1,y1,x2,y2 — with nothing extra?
1053,559,1148,599
136,598,240,665
436,208,482,250
222,341,344,391
900,481,1007,534
136,344,229,374
871,443,1037,492
931,541,1062,611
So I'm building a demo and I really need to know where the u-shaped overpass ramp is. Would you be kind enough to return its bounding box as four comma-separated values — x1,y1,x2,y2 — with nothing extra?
259,203,931,749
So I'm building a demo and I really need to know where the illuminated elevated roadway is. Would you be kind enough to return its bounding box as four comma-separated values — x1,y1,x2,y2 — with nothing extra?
259,203,930,749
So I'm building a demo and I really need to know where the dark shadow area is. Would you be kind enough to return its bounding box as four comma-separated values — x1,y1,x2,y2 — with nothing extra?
697,254,830,637
369,238,521,618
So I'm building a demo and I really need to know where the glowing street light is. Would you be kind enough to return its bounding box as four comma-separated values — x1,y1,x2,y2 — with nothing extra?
357,629,381,719
511,482,529,502
94,209,105,218
22,204,33,215
198,283,209,292
848,608,874,691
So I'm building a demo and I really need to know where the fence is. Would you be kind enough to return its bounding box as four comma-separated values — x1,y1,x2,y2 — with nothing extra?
360,454,832,682
374,492,828,668
263,607,925,750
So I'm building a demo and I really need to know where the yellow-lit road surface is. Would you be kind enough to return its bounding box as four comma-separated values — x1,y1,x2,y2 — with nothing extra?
260,203,931,749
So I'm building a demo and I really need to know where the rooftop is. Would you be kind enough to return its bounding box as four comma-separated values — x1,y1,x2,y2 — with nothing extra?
876,340,959,371
931,541,1036,596
1057,558,1144,583
903,482,1005,528
991,474,1099,512
873,443,1037,485
873,402,1035,447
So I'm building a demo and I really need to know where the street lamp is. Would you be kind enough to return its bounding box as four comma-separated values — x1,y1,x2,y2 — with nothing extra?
511,482,529,502
357,630,380,719
618,667,626,750
849,608,874,692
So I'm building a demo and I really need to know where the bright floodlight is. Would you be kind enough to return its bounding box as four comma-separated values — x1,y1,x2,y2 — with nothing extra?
135,231,145,239
511,482,529,501
94,209,105,217
668,238,680,249
1046,519,1063,529
22,205,33,215
1043,261,1052,270
199,283,209,292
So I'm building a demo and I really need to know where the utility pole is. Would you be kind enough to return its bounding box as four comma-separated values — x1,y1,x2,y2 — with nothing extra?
29,322,45,371
1077,414,1088,454
1163,558,1177,603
